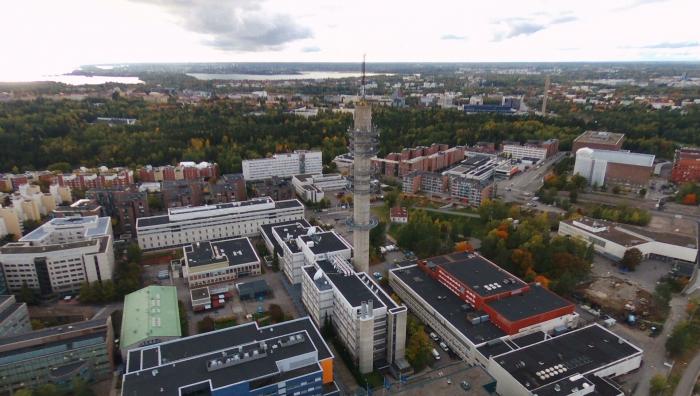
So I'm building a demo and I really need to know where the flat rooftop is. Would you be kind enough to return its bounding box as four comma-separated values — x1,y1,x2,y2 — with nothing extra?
485,285,573,322
184,237,258,268
0,318,107,348
574,131,625,146
427,252,527,298
492,324,641,393
316,260,383,308
261,220,311,255
299,232,351,255
0,238,99,255
122,317,332,395
392,265,506,345
563,217,697,249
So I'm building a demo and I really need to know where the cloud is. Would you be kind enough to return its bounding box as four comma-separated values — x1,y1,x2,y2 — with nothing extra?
131,0,312,51
301,46,321,52
643,41,699,49
614,0,669,11
441,34,466,40
493,22,545,41
551,16,578,24
492,14,576,41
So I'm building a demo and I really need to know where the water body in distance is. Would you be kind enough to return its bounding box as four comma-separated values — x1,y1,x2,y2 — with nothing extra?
187,71,389,81
0,74,143,85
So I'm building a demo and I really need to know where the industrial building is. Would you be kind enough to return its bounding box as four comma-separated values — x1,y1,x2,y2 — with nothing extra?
242,150,323,181
0,318,114,394
182,237,261,288
292,173,347,203
260,221,352,285
389,252,578,367
571,130,625,152
487,324,642,396
135,197,304,251
670,147,700,183
0,295,30,337
301,257,408,375
574,148,655,187
559,217,698,263
120,285,181,355
0,216,114,295
121,317,340,396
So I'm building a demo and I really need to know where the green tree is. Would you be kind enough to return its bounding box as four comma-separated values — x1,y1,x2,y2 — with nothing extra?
178,300,189,336
18,281,38,305
268,304,285,323
147,193,163,212
126,244,142,263
197,316,216,333
649,374,669,396
405,319,432,371
666,321,694,357
35,384,60,396
72,377,96,396
620,248,643,271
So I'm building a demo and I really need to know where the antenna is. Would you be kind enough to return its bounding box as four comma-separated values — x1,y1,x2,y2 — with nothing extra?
361,54,366,98
542,74,550,114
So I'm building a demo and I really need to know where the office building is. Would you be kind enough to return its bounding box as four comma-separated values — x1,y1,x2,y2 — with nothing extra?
559,217,698,263
0,295,30,337
301,257,408,375
571,131,625,152
487,324,642,396
242,151,322,181
182,237,261,288
389,252,578,367
0,318,113,394
138,162,219,183
0,216,114,295
121,317,340,396
136,197,304,251
121,285,181,355
670,147,700,183
260,221,352,285
292,174,347,203
502,141,553,163
574,148,654,187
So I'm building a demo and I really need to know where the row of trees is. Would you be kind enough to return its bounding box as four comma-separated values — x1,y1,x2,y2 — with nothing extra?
675,182,700,206
584,204,651,226
395,210,472,259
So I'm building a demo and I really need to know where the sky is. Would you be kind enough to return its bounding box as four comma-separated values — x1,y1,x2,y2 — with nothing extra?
1,0,698,80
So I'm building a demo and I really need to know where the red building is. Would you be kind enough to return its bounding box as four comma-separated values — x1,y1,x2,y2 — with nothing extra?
671,147,700,184
416,252,575,335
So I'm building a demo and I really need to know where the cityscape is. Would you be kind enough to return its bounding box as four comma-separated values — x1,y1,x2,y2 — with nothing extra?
1,1,700,396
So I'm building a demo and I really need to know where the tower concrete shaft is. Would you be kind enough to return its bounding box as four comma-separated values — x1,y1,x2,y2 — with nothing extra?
350,103,378,273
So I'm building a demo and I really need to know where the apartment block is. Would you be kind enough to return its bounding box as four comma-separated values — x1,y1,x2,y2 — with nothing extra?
372,144,465,178
138,161,219,182
242,151,323,181
0,295,31,337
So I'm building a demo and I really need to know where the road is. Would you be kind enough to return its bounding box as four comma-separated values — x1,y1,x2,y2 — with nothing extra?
496,152,566,202
674,349,700,396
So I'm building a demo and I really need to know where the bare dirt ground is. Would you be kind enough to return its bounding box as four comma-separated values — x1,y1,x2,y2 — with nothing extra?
579,276,663,322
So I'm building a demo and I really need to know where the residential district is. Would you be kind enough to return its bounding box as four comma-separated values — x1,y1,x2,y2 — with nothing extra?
0,94,699,396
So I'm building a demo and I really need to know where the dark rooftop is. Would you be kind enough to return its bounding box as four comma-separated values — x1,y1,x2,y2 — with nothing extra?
122,317,332,396
260,219,311,256
392,265,506,345
299,232,351,255
485,285,574,322
587,374,624,396
429,252,527,298
493,324,641,393
184,237,258,268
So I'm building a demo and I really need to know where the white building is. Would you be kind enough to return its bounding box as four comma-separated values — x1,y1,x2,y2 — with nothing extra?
182,237,261,288
135,197,304,251
260,221,352,285
242,150,323,181
502,143,548,162
0,216,115,295
559,217,698,263
301,257,408,375
573,148,655,187
292,173,347,203
0,295,31,337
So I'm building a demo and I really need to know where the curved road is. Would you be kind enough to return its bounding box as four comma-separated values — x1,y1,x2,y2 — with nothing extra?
674,352,700,396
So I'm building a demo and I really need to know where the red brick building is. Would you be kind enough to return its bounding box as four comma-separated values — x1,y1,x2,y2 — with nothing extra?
572,131,625,152
671,147,700,184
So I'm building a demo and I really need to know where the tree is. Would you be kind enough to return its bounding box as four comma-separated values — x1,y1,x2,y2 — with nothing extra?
405,317,432,371
126,244,142,263
666,321,694,357
14,390,33,396
620,248,643,271
18,281,38,305
22,219,42,234
369,221,386,252
72,377,96,396
197,316,216,333
649,374,669,396
268,304,285,324
178,300,189,336
147,193,163,212
612,185,621,194
35,384,60,396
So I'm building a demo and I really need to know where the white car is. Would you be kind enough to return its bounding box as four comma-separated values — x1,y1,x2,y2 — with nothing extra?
429,332,439,341
432,348,440,360
439,342,449,352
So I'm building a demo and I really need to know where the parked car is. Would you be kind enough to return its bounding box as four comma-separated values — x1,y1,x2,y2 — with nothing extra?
460,381,471,391
431,348,440,360
439,342,449,352
429,332,439,341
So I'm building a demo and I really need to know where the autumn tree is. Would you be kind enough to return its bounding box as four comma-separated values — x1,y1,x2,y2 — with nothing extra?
620,248,643,271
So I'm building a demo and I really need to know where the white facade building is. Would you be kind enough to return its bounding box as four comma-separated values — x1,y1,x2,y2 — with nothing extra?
573,148,655,187
182,237,261,288
292,173,347,203
0,216,114,295
559,217,698,263
242,150,323,181
135,197,304,251
502,144,548,162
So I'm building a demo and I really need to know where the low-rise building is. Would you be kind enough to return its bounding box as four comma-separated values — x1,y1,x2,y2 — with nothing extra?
670,147,700,183
121,317,339,396
501,141,553,163
182,237,261,288
389,207,408,224
571,130,625,152
0,295,30,337
302,257,408,375
243,150,323,181
0,216,114,295
51,199,103,218
559,217,698,263
0,318,113,394
136,197,304,251
292,174,347,203
574,148,655,187
120,285,182,355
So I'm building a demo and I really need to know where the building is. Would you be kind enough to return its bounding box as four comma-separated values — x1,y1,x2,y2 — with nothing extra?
389,252,578,367
332,153,354,175
249,176,295,201
571,130,625,152
670,147,700,183
372,144,465,178
138,161,219,182
402,171,448,195
574,148,655,187
463,104,517,114
121,317,340,396
51,199,103,218
86,187,149,237
219,173,248,202
501,141,555,163
487,324,642,396
160,179,204,208
0,318,113,394
301,257,408,375
260,221,352,285
242,150,323,181
389,207,408,224
292,174,347,203
0,295,30,337
182,237,261,288
0,216,114,295
120,285,181,355
0,207,22,238
559,217,698,263
136,197,304,251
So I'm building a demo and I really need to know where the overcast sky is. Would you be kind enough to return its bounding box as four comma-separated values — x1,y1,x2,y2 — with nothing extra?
1,0,698,80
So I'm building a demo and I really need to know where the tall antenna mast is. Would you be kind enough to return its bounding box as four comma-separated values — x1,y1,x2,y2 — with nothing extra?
361,54,366,98
542,74,550,114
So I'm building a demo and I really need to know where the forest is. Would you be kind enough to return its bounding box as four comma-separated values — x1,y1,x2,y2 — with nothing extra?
1,97,699,174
